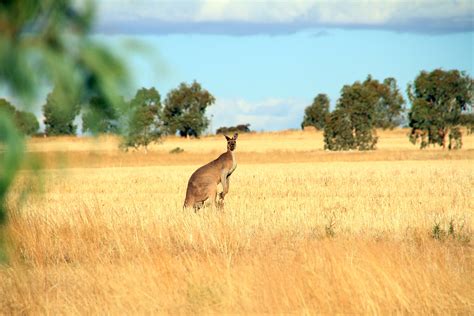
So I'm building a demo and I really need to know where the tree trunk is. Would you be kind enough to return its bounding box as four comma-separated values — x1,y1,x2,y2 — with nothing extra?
439,128,447,149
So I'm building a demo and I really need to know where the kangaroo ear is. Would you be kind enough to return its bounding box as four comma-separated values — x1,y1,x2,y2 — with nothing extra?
224,135,231,141
233,133,238,140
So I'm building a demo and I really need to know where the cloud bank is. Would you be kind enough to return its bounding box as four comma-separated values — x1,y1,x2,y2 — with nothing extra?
94,0,473,35
208,97,307,132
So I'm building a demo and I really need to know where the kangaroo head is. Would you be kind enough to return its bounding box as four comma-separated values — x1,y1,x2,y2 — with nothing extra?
225,133,238,151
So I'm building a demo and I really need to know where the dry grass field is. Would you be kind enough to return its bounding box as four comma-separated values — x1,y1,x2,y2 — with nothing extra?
1,129,473,314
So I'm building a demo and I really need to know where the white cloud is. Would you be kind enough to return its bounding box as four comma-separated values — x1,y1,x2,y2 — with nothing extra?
207,97,307,131
93,0,474,34
196,0,315,23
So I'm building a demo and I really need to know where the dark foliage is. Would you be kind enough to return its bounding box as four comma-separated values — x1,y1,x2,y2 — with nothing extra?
323,75,405,151
162,81,215,138
324,108,354,150
216,124,251,134
301,94,330,130
366,77,406,129
407,69,472,149
121,87,162,153
459,113,474,134
43,87,80,136
82,96,120,134
0,98,39,135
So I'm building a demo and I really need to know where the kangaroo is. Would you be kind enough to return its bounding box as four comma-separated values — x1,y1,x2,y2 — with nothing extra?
183,133,238,210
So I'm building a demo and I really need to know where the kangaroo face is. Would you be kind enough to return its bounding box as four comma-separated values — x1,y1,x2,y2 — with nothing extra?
225,133,238,151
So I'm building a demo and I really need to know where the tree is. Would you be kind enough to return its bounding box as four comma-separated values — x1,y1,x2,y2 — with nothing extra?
323,108,354,150
301,94,330,130
324,80,379,151
0,98,16,114
163,81,215,137
121,87,162,153
0,98,24,224
43,87,80,136
365,76,405,129
407,69,472,149
82,96,120,134
459,113,474,134
0,98,39,135
16,111,39,136
323,75,406,151
339,81,379,150
216,124,251,134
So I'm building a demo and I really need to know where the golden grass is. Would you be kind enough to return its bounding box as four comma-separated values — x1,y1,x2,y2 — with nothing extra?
26,128,474,153
1,130,473,314
24,128,474,168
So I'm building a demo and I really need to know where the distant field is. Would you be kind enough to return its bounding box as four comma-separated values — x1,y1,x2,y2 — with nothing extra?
1,129,473,314
24,128,474,168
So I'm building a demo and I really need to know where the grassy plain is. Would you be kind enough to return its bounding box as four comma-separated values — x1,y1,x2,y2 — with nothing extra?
1,129,473,314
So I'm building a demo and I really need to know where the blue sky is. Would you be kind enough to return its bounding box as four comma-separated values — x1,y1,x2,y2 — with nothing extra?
29,1,474,131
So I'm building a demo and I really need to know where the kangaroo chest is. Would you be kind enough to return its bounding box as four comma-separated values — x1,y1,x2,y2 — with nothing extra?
228,151,237,175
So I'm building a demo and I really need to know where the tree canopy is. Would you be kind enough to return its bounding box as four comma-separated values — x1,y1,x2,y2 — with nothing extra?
216,124,251,134
121,87,162,153
0,98,16,114
0,98,39,135
16,111,39,136
43,87,80,136
323,75,405,151
82,96,120,134
301,94,330,130
459,113,474,134
323,108,354,150
407,69,472,149
366,76,405,129
324,79,376,150
163,81,215,137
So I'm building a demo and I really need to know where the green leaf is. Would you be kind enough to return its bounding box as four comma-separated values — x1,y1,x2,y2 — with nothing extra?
0,110,24,224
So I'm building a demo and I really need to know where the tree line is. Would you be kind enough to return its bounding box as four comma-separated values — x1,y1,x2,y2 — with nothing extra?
1,79,256,152
0,81,217,152
2,69,472,152
301,69,473,150
0,99,39,136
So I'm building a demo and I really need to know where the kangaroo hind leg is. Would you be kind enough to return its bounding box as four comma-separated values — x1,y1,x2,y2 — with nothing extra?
207,185,218,209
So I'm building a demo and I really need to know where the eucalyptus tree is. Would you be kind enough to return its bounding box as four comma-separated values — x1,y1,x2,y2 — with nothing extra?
82,96,121,135
323,75,405,151
407,69,472,149
0,98,39,135
163,81,215,137
121,87,162,153
301,93,330,130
